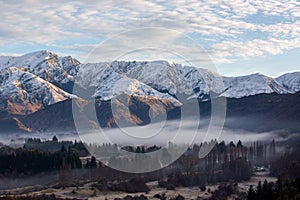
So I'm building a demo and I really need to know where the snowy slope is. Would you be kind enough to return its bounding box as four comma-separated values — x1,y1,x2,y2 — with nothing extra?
276,72,300,93
0,56,14,67
0,50,80,86
78,60,221,100
0,67,75,115
77,61,190,104
76,62,108,88
221,73,289,98
92,66,182,106
77,60,193,96
177,65,225,98
78,60,295,100
110,60,193,95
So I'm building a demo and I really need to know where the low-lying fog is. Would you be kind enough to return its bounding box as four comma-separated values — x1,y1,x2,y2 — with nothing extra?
1,119,299,148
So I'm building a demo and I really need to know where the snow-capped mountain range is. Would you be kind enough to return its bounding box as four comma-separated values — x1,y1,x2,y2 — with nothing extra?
0,50,299,117
0,67,75,115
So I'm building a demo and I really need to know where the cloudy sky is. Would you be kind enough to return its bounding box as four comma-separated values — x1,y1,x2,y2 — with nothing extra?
0,0,299,77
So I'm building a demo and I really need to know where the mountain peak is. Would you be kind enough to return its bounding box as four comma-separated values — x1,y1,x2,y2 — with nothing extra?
19,49,54,59
276,72,300,93
0,66,75,115
26,49,52,55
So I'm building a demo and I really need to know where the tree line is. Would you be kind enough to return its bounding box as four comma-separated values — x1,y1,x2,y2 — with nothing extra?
0,144,82,175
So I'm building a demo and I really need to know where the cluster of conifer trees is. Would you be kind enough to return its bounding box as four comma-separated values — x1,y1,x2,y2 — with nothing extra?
0,145,82,175
247,178,300,200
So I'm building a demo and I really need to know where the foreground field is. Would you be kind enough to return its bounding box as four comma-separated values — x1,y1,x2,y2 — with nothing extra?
0,172,276,200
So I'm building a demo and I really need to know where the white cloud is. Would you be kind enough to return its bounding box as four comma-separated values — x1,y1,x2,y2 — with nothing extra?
80,28,214,67
0,0,299,65
251,0,300,18
211,37,300,60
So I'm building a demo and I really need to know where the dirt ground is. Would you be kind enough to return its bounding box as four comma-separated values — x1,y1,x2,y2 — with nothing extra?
0,172,277,200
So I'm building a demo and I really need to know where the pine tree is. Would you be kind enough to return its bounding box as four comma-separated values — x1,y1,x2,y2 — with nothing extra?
247,185,255,200
237,140,243,148
52,135,58,142
256,181,262,199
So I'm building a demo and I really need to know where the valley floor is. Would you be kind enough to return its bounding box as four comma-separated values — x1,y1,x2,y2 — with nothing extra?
0,172,276,200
